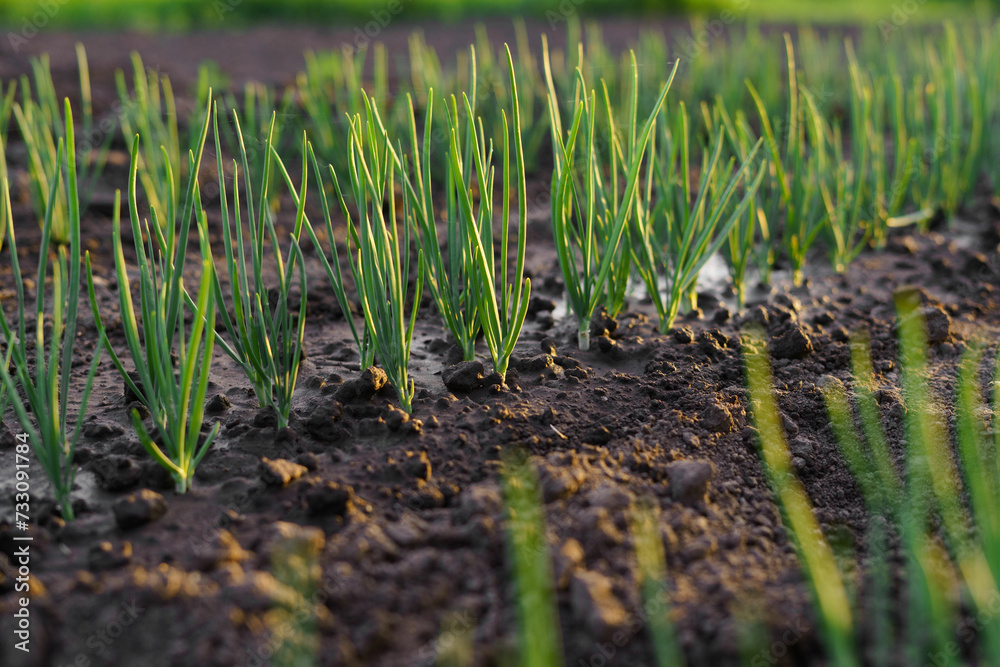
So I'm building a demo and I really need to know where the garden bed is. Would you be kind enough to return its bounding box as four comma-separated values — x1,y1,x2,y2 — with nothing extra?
0,19,999,667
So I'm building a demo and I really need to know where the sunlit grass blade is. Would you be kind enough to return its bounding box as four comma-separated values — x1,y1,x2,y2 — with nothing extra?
501,452,564,667
304,141,374,370
742,326,857,667
631,499,685,667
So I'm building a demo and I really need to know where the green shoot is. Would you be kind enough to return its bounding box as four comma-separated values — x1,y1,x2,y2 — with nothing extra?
0,102,103,521
742,327,856,667
747,35,825,287
713,98,775,305
269,530,322,667
636,105,764,332
115,52,184,227
543,38,675,349
444,44,531,380
501,452,564,667
202,105,308,428
13,46,109,245
630,500,685,667
806,87,871,275
86,94,217,494
338,95,423,413
305,141,374,370
402,90,480,362
822,299,1000,665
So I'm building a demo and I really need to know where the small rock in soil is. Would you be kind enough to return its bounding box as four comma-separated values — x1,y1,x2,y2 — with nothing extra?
268,522,326,558
698,331,727,361
672,327,694,344
539,464,585,502
123,371,145,403
402,451,432,480
259,457,309,487
92,455,144,492
206,393,232,414
88,540,133,570
701,403,735,433
194,530,252,570
401,419,423,435
305,481,356,517
789,436,814,459
252,407,279,428
454,482,503,523
741,305,770,327
570,569,629,640
584,425,613,446
771,322,813,359
924,306,951,343
590,309,618,337
442,361,486,393
81,421,125,438
540,337,558,356
335,366,389,402
527,295,557,316
113,489,168,529
596,334,623,358
666,459,715,506
384,406,411,431
553,539,585,589
587,482,632,511
512,354,554,373
554,355,583,370
295,452,320,471
304,402,347,441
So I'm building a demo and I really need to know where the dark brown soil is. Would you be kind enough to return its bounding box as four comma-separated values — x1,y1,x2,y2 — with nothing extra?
1,21,1000,667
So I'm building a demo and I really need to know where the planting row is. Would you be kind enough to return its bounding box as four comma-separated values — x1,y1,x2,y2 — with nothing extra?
0,21,996,514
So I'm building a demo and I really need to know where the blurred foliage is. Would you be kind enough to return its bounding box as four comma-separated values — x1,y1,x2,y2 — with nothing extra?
0,0,989,31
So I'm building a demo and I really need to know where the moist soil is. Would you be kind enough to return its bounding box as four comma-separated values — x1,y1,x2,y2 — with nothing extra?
1,20,999,667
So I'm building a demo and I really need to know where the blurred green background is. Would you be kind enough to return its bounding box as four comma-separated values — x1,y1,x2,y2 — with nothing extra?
0,0,993,30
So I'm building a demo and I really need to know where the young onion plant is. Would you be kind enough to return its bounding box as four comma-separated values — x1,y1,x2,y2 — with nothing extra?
86,97,218,494
305,141,374,370
115,52,202,229
13,46,110,245
636,103,764,332
200,105,308,428
543,39,675,349
501,452,564,667
401,91,480,362
443,44,531,381
848,45,927,248
0,77,14,253
0,105,102,521
747,35,825,288
711,99,774,307
331,95,424,413
806,88,871,275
